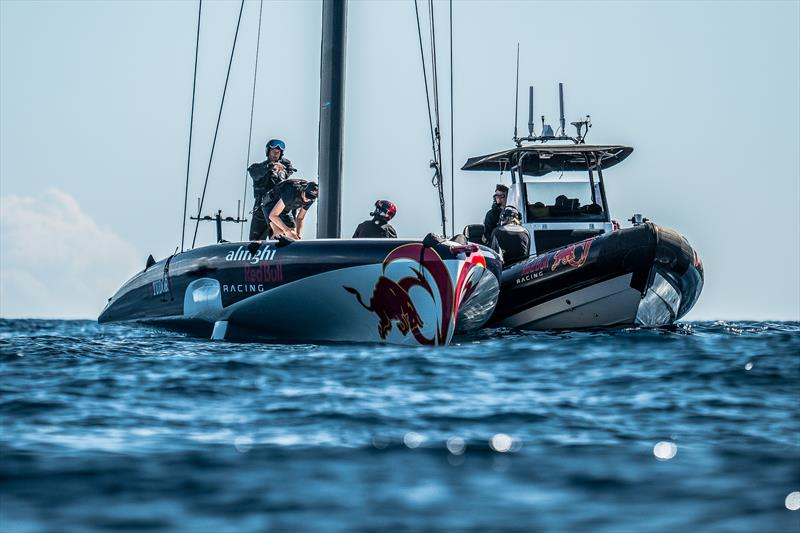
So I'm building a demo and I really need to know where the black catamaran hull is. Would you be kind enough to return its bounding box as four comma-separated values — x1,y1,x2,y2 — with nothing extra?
490,223,703,329
99,239,502,346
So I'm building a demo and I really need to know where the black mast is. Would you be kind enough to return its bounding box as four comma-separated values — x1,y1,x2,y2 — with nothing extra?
317,0,347,238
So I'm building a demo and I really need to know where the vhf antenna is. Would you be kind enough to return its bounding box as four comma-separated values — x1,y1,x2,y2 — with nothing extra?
558,82,566,136
528,86,534,137
513,43,520,146
517,81,590,144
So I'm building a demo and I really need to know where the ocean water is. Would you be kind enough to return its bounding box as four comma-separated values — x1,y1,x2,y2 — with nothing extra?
1,320,798,532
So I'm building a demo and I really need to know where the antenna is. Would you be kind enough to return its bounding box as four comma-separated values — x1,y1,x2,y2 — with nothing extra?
558,82,566,136
513,43,520,144
528,86,534,137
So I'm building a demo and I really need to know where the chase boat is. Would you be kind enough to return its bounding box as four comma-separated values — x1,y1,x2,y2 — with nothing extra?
460,86,704,329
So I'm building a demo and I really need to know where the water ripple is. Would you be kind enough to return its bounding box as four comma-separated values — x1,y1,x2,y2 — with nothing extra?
1,319,798,532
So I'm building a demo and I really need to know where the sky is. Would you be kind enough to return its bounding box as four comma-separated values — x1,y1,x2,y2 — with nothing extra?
1,0,798,320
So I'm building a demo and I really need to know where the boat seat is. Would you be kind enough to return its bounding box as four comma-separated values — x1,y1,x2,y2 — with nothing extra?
580,203,603,215
527,202,550,219
463,224,484,244
550,195,580,217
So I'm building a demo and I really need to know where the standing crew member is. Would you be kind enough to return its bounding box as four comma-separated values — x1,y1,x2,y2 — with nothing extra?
248,139,297,240
263,178,319,240
490,206,530,265
482,184,509,244
353,200,398,238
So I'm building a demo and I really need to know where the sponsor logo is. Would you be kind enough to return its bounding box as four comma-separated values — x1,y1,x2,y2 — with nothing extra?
244,263,283,284
224,245,276,265
223,265,283,295
344,244,486,346
346,277,424,339
223,284,265,293
514,238,595,285
551,239,593,272
152,276,169,296
516,254,551,285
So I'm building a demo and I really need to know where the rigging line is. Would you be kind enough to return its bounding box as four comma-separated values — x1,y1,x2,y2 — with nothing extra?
191,0,246,249
414,0,446,235
240,0,264,241
413,0,436,154
181,0,202,253
428,0,446,236
448,0,454,237
428,0,441,142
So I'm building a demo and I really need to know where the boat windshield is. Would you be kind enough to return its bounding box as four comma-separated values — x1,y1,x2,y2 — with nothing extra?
523,175,606,222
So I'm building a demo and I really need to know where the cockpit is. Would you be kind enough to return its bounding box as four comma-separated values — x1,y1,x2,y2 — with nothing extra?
523,175,607,223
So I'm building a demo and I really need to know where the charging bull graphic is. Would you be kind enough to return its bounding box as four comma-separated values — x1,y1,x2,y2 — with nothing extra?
344,243,486,346
345,277,424,339
551,239,594,272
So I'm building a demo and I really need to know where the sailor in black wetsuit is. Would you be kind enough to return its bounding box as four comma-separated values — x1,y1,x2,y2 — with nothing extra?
353,200,398,238
262,178,319,240
248,139,297,240
490,206,530,266
482,184,509,244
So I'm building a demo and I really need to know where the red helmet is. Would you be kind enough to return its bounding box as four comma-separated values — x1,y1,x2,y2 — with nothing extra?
370,200,396,221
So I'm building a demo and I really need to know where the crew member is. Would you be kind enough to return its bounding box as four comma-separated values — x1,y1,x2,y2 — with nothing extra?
353,200,398,238
248,138,297,240
263,178,319,240
482,184,509,244
490,205,530,265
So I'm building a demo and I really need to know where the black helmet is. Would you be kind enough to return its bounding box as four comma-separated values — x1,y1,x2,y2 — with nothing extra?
370,200,396,221
500,205,521,225
303,181,319,199
266,139,285,157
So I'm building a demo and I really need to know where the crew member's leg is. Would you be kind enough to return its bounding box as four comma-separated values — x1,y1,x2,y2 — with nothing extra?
260,201,280,238
249,201,267,240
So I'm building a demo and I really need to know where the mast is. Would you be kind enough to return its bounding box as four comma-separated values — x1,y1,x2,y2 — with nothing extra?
317,0,348,238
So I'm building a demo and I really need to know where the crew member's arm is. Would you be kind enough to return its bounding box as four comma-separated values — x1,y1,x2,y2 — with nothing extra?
295,208,307,239
482,209,496,244
386,225,398,238
268,200,298,238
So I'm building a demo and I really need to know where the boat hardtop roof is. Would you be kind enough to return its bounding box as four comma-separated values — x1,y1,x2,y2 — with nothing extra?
461,144,633,176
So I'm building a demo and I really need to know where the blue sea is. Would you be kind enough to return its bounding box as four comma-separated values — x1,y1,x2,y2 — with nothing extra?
1,320,798,532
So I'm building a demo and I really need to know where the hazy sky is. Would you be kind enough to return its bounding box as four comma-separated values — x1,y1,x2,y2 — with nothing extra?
1,0,798,320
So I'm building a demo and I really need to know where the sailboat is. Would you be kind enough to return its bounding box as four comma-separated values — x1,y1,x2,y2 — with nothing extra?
98,1,503,345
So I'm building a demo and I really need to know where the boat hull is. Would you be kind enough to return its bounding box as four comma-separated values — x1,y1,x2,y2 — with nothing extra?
99,239,502,345
489,223,703,329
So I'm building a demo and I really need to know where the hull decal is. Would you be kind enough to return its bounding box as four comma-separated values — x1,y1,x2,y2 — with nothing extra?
344,243,487,345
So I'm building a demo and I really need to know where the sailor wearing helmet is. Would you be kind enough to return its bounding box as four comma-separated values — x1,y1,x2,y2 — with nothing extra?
352,200,398,238
248,138,297,240
490,205,530,265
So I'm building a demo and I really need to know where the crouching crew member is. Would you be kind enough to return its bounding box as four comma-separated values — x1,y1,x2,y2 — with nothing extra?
490,206,530,265
248,138,297,240
353,200,397,238
263,178,319,240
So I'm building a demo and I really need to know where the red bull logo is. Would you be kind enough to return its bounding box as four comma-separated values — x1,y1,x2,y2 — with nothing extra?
551,239,594,272
345,277,424,339
344,243,486,346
